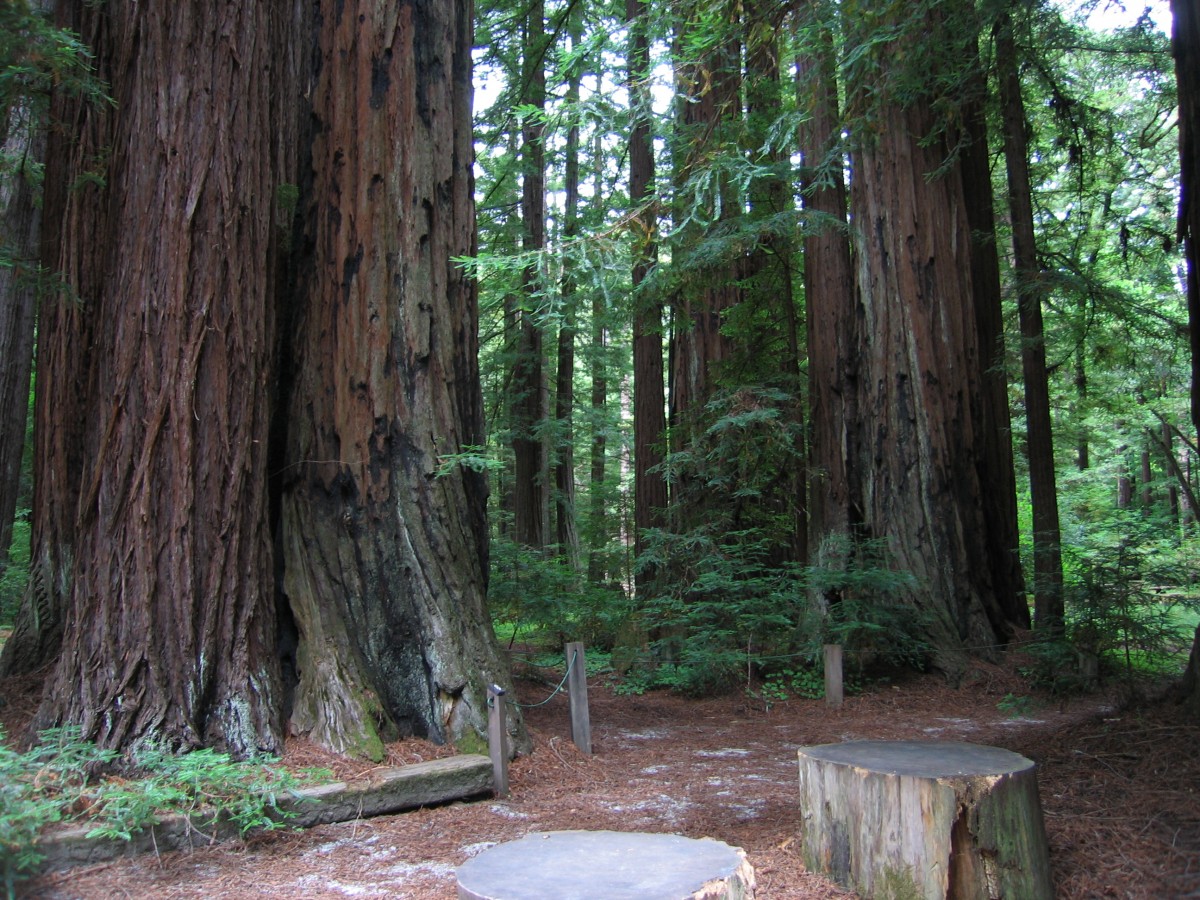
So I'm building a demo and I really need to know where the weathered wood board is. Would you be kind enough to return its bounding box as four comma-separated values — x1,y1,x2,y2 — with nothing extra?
456,830,755,900
36,753,493,872
797,740,1051,899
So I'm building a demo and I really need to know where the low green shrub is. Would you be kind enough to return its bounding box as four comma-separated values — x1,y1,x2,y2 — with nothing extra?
1063,522,1200,689
489,536,634,649
0,726,326,898
0,515,30,627
802,534,932,674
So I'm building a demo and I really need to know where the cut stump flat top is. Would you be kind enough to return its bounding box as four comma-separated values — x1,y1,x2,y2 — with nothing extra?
455,830,750,900
797,739,1034,778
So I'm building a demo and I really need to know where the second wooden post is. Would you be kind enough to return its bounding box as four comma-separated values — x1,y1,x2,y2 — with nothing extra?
565,642,592,755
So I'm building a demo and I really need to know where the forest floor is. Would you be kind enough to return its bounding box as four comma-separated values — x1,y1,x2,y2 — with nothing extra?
6,652,1200,900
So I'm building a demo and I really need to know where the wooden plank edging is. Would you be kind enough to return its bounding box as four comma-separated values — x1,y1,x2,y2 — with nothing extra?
34,753,494,873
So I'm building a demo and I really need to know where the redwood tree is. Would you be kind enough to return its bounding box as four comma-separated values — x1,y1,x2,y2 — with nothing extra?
0,1,65,670
629,0,667,582
997,10,1064,634
511,0,549,550
799,0,858,601
0,120,40,580
1171,0,1200,715
279,0,522,755
668,0,741,428
554,9,584,565
840,0,1020,670
28,0,295,753
959,33,1029,638
7,0,522,759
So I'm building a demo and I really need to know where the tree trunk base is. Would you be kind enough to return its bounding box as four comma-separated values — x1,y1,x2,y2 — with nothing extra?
797,740,1051,899
455,831,755,899
1180,624,1200,718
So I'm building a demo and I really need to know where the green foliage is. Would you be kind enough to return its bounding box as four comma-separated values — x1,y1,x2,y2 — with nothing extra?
637,514,807,695
0,0,111,324
489,536,634,648
757,666,826,702
436,445,505,478
803,534,932,673
1018,635,1091,696
0,1,109,193
0,726,326,898
1017,503,1200,696
635,387,807,695
997,693,1035,718
633,391,938,697
0,1,106,123
1062,516,1200,687
0,726,110,898
0,514,30,626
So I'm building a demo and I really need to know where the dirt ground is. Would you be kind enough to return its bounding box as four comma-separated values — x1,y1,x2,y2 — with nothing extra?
8,656,1200,900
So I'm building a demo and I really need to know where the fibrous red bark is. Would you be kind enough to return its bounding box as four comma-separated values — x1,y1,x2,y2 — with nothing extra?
843,0,1011,668
280,0,523,755
31,0,295,754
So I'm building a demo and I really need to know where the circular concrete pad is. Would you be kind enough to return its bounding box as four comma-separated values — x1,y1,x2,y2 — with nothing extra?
456,830,752,900
797,739,1034,778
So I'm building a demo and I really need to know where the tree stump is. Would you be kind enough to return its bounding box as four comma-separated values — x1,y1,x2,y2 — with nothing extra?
456,831,755,899
796,740,1051,900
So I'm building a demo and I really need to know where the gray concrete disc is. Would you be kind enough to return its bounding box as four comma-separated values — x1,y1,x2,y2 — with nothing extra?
456,830,748,900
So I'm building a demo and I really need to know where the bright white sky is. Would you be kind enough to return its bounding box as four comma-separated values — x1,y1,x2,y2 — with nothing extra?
1073,0,1172,32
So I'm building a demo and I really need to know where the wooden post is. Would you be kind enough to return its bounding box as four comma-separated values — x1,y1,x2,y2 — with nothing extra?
564,641,592,755
823,644,843,709
487,684,509,798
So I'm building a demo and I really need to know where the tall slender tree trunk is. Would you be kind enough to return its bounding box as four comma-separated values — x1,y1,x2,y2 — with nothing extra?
30,0,294,754
1162,422,1180,523
745,0,797,379
746,0,806,563
280,0,524,755
0,101,41,575
997,12,1064,634
1074,347,1090,470
1139,445,1154,511
588,120,610,584
1175,0,1200,439
799,1,859,603
512,0,548,550
960,37,1029,635
554,14,583,565
1173,5,1199,732
669,0,741,428
1118,463,1134,508
0,37,74,678
628,0,667,586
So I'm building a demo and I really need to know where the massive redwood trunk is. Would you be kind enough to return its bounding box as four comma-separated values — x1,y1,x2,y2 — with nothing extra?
30,0,294,754
280,0,523,756
843,0,1012,671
